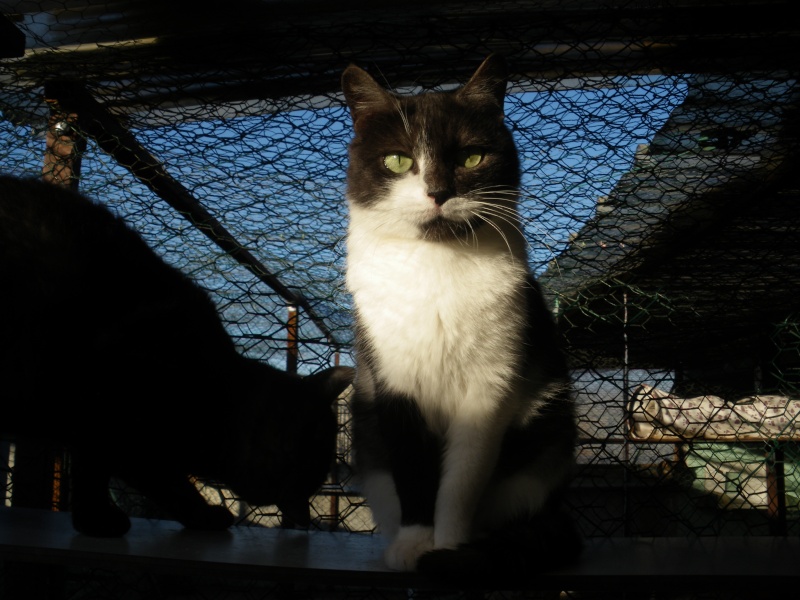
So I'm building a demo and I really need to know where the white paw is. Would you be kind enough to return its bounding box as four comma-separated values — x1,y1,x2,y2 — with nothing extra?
362,471,401,539
383,525,434,571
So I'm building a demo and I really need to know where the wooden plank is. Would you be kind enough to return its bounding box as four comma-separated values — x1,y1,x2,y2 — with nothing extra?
1,507,799,592
40,81,341,350
6,0,799,122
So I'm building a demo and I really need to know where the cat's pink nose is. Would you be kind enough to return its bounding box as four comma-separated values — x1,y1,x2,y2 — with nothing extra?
427,189,452,205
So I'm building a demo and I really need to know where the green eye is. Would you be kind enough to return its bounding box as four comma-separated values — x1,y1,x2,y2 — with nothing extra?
384,153,414,174
457,149,484,169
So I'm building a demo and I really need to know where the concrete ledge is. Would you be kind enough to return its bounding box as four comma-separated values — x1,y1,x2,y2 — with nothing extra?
1,507,798,592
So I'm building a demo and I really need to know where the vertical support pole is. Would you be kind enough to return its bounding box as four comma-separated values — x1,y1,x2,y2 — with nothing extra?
5,92,83,600
765,441,787,535
7,445,60,511
23,93,85,515
5,441,66,600
42,96,85,189
328,349,342,530
286,304,298,374
11,92,84,517
280,304,304,529
622,290,631,536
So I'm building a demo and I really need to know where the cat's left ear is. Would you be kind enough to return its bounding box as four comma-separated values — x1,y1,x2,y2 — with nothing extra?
457,54,508,111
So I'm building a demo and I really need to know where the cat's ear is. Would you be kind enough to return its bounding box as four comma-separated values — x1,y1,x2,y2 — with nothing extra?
341,65,394,131
457,54,508,111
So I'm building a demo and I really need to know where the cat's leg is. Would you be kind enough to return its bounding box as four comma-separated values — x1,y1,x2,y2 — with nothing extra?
69,450,131,537
360,469,400,538
382,400,443,571
360,467,438,571
432,399,509,551
472,402,578,535
353,389,441,571
473,445,574,535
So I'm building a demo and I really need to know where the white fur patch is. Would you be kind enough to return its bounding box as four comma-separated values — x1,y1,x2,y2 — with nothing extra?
384,524,435,571
346,162,557,566
346,176,527,420
360,470,401,539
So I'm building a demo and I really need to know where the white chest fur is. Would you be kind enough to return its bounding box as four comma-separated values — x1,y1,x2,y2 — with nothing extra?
346,208,530,423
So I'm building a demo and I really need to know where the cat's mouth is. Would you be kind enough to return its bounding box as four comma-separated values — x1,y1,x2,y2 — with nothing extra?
420,215,486,241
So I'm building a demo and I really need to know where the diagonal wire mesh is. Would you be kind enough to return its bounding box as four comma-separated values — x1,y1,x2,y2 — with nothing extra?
1,1,800,597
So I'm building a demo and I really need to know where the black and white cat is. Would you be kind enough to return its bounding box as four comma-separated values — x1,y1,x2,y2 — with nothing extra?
0,175,354,537
341,55,580,580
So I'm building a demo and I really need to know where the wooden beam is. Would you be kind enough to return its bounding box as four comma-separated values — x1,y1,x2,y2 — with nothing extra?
42,80,340,350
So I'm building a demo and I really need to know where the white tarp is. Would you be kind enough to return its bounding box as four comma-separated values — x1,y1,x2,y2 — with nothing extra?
628,384,800,442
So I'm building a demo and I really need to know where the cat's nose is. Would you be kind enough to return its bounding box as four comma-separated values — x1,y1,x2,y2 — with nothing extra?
428,189,453,206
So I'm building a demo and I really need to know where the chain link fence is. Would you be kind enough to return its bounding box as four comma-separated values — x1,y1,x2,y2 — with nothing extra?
1,1,799,597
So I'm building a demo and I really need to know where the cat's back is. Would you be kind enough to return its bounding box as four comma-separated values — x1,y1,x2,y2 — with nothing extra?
0,176,166,281
0,177,233,421
0,176,197,332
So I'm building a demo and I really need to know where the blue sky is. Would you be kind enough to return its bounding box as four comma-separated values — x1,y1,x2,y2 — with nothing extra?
0,75,688,368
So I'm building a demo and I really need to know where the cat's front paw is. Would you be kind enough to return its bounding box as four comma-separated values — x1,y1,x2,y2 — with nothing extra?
384,525,434,571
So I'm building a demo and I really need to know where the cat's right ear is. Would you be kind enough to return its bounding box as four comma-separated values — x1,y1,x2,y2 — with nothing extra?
341,65,394,132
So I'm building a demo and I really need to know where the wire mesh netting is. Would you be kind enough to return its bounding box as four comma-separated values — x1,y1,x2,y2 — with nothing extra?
1,0,799,598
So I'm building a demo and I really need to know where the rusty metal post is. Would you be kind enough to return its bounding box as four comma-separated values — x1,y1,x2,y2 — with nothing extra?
9,92,88,519
286,304,298,374
42,97,85,189
42,95,84,511
765,441,787,535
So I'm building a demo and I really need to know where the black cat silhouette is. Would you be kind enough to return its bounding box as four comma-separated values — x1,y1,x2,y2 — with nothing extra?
0,175,354,536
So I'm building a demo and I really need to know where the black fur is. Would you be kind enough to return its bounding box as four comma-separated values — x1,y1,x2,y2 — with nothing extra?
0,175,354,536
415,504,583,587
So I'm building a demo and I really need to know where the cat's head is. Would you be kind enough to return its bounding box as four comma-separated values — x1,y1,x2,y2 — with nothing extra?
341,54,521,245
223,364,354,528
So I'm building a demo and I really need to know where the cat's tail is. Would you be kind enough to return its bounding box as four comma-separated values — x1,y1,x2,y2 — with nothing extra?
415,506,583,587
